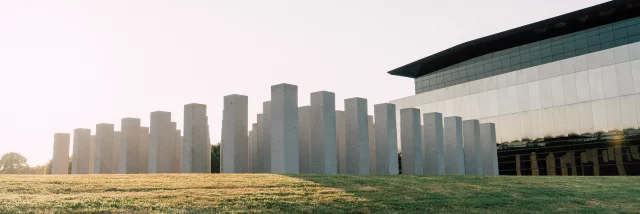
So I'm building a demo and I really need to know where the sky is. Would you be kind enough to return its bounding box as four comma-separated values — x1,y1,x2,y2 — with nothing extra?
0,0,606,166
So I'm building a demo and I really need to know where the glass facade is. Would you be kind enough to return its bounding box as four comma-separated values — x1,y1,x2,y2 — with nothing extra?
415,16,640,94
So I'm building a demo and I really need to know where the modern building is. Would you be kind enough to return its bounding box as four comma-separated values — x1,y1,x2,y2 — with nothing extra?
389,0,640,176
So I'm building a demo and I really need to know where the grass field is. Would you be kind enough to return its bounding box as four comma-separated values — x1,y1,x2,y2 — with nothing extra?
0,174,638,213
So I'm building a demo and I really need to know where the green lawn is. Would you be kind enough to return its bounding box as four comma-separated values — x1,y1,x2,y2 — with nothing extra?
0,174,638,213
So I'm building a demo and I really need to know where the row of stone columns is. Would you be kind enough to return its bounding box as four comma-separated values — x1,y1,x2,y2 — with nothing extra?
52,103,211,175
220,83,499,175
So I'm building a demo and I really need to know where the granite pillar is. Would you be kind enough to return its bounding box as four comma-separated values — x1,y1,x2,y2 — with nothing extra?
149,111,172,173
336,110,346,174
71,128,91,174
52,133,70,175
298,106,311,174
112,131,121,174
270,84,299,174
89,135,95,174
368,115,376,174
119,118,141,174
249,123,258,173
463,120,483,175
374,103,399,175
183,103,208,173
422,112,445,174
310,91,337,174
222,94,249,173
480,123,499,175
259,102,272,173
256,114,264,172
444,116,465,175
401,108,423,174
139,127,149,173
94,123,114,174
345,97,369,175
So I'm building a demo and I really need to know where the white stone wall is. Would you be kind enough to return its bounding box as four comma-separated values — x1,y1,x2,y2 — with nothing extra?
391,42,640,143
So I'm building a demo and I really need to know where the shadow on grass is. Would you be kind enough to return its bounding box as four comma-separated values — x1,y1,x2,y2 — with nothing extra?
287,174,640,213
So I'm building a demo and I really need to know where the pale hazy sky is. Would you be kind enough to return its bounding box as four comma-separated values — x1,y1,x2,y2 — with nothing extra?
0,0,605,166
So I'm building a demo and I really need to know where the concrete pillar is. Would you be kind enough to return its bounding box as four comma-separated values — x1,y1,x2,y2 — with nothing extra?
345,97,369,175
480,123,499,175
112,131,121,174
52,133,70,175
139,127,149,174
400,108,423,174
149,111,172,173
463,120,483,175
119,118,141,174
444,116,465,175
206,116,211,173
94,123,114,174
183,103,208,173
298,106,311,174
259,102,272,173
368,115,376,174
310,91,337,174
422,112,445,174
249,123,258,173
336,110,346,174
89,135,95,174
222,94,249,173
256,114,264,172
374,103,399,175
71,128,91,174
271,84,299,174
174,127,182,173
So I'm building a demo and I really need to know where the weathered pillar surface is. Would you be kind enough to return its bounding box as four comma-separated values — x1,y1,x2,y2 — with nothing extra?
183,103,208,173
345,97,369,175
119,118,141,174
206,119,211,173
271,84,299,174
94,123,114,174
72,129,91,174
336,110,347,174
249,123,258,173
222,94,249,173
174,127,182,173
298,106,311,174
259,102,272,173
89,135,95,174
374,103,398,175
480,123,499,175
169,122,180,173
112,131,121,174
52,133,70,175
444,116,465,175
401,108,423,175
256,114,264,173
139,127,149,174
463,120,483,175
149,111,172,173
368,115,376,175
423,112,445,174
310,91,337,174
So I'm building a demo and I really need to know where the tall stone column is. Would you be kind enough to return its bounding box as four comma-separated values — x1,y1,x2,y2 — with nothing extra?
183,103,208,173
463,120,483,175
256,114,264,173
119,118,141,174
174,128,182,173
112,131,121,174
423,112,444,174
310,91,337,174
336,110,346,174
149,111,172,173
298,106,311,174
89,135,95,174
139,127,149,174
71,128,91,174
271,84,299,174
94,123,114,174
374,103,398,175
444,116,465,175
222,94,249,173
401,108,423,174
368,115,376,174
345,97,369,175
480,123,499,175
52,133,70,175
249,123,258,173
206,117,211,173
259,102,272,173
